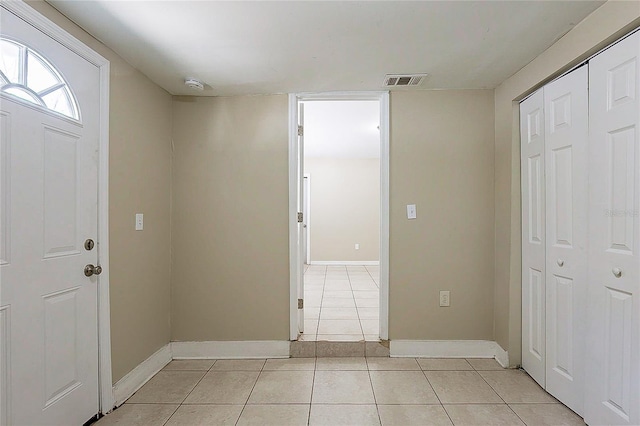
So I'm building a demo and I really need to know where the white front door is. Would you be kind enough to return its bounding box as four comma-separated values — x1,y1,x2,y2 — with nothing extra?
520,88,546,388
585,31,640,426
543,65,588,416
1,6,101,425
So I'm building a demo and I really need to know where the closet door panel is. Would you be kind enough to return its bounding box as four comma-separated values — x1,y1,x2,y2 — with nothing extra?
543,65,588,416
586,31,640,426
520,89,546,387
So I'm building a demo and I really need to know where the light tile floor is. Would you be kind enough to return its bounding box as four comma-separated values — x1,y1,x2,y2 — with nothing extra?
97,358,586,426
302,265,379,342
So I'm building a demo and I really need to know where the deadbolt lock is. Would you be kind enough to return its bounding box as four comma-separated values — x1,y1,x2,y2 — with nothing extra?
84,239,95,251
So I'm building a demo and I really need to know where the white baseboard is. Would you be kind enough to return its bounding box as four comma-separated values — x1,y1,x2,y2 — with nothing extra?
112,343,171,406
390,340,510,365
309,261,380,266
171,341,290,359
494,344,509,368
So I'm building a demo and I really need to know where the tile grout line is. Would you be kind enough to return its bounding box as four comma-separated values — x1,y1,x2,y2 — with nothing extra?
302,265,324,340
314,265,326,338
506,403,529,426
160,404,182,426
347,266,366,341
475,368,545,426
420,360,455,425
353,265,380,341
177,365,211,404
233,359,266,425
365,358,383,426
311,266,325,338
307,358,317,425
472,367,542,424
476,369,509,405
364,265,380,289
161,360,217,426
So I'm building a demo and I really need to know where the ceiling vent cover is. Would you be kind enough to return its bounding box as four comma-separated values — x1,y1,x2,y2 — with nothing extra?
383,73,428,87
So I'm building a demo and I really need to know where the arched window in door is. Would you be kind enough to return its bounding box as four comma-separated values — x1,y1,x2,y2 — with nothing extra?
0,37,80,120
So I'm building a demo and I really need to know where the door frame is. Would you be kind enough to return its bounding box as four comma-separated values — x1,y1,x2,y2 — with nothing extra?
3,1,114,413
288,91,390,340
303,174,310,264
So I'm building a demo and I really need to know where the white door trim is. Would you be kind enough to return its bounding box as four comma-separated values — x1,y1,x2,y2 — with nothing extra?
2,1,114,414
288,94,298,340
288,91,390,340
303,174,310,264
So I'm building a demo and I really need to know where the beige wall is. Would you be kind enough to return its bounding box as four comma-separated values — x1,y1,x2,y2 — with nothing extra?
493,1,640,366
389,90,495,340
170,90,495,342
27,1,173,383
305,157,380,262
171,95,290,341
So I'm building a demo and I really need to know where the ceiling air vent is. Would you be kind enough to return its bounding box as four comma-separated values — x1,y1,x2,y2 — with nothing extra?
383,73,428,88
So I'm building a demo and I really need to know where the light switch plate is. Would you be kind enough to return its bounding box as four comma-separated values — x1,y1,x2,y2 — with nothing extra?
407,204,417,219
439,291,450,307
135,213,144,231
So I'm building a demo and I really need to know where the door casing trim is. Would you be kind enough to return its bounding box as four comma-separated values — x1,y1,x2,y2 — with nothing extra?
288,91,390,341
2,0,114,414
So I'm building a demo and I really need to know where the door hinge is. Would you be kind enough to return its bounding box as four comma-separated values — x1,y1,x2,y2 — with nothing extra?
298,298,304,309
297,212,303,223
297,125,304,136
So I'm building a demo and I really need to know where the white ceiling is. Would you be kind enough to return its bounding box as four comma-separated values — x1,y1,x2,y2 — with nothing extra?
304,100,380,159
48,1,604,96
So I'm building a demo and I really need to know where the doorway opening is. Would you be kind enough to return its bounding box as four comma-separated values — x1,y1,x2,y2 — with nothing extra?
288,92,390,343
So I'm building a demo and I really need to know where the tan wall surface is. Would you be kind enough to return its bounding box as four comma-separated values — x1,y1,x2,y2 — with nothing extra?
305,158,380,262
494,1,640,365
26,1,173,383
171,91,494,342
389,90,495,340
171,95,290,341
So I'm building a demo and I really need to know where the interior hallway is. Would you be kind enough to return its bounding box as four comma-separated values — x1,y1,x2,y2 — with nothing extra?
302,265,380,341
96,357,585,425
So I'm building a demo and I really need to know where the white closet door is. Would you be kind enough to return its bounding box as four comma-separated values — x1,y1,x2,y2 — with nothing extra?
543,66,588,416
586,32,640,426
520,89,546,387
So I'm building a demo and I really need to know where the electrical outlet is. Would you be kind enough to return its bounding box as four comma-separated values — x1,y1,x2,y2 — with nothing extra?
439,290,450,307
355,243,360,250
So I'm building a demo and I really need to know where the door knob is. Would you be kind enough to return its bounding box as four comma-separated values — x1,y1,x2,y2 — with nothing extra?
612,267,622,278
84,264,103,277
557,259,564,267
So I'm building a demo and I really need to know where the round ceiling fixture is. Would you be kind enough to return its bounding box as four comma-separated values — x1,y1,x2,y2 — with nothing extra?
184,78,204,91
